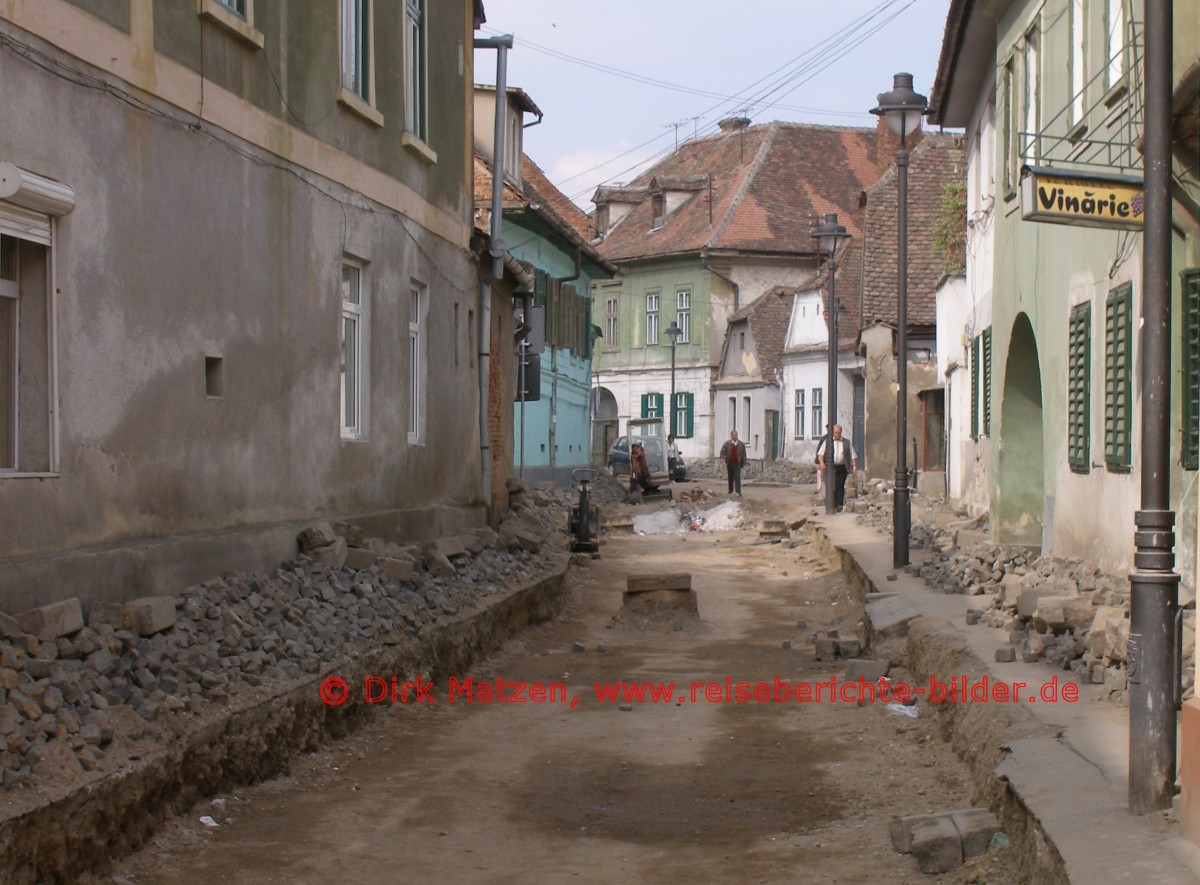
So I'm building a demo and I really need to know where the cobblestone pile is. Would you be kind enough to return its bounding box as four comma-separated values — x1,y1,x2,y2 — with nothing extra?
0,484,575,790
846,478,1196,705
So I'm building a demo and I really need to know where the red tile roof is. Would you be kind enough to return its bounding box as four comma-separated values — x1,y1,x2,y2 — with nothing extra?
594,121,888,262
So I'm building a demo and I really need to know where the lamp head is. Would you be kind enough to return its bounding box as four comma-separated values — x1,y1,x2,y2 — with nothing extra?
870,72,928,138
811,212,850,257
665,321,682,345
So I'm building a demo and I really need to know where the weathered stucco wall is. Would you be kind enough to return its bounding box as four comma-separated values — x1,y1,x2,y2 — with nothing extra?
0,5,488,612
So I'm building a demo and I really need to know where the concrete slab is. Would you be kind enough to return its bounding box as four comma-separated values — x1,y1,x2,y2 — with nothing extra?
864,593,919,639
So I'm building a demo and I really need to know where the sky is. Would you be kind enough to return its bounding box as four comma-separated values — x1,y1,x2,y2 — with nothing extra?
476,0,956,210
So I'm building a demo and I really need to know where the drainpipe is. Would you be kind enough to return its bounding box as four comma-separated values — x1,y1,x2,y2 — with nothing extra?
474,35,513,519
702,256,739,311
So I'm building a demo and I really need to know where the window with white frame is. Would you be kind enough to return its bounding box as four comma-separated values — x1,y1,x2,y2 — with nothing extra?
341,262,366,438
742,396,751,439
409,285,425,442
645,291,660,346
503,103,522,182
0,169,73,475
1106,0,1125,89
218,0,246,16
1001,55,1017,198
1022,20,1039,163
1069,0,1086,125
1,225,58,474
676,289,691,342
604,295,619,348
812,388,823,439
794,389,805,439
341,0,372,103
404,0,427,140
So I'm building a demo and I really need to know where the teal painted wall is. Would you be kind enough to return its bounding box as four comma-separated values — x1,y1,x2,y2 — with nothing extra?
506,219,607,478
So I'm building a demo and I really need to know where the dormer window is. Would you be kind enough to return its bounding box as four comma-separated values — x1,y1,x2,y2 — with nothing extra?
651,193,665,230
504,103,522,183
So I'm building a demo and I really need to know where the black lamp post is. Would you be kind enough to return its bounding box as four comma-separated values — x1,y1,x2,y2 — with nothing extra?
812,213,850,515
665,321,682,438
871,72,927,569
1128,0,1179,813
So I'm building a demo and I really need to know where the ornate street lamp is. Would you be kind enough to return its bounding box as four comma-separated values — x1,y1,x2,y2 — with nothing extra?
812,213,850,515
871,72,927,568
665,321,682,438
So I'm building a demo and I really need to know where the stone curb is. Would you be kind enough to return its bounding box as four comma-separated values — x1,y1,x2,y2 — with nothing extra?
0,562,570,883
809,526,1070,884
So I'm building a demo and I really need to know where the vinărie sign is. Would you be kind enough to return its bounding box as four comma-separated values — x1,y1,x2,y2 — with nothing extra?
1019,166,1144,230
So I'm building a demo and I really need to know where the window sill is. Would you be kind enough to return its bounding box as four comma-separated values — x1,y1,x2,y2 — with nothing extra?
402,133,438,165
337,88,385,128
197,0,264,49
1103,81,1129,109
0,471,60,479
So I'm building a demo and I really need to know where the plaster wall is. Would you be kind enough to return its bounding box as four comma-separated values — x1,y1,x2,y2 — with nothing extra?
860,324,939,483
0,8,485,611
591,366,713,460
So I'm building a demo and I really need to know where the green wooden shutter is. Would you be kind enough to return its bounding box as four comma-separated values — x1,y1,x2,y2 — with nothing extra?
970,335,980,441
682,392,694,438
641,393,663,418
982,327,993,436
1184,271,1200,470
1104,283,1133,472
1067,303,1091,473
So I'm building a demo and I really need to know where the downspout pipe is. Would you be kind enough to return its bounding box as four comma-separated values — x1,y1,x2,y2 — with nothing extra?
474,34,513,521
702,256,739,311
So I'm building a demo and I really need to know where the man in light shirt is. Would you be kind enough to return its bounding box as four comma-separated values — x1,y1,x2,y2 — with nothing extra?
816,424,857,511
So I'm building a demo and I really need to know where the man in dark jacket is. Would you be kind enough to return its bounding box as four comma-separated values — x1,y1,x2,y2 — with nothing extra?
718,429,747,495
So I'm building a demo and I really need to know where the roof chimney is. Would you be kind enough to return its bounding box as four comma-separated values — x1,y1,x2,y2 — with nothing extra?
718,116,751,132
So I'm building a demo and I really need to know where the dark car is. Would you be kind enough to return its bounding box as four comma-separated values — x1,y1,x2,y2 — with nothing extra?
607,435,632,476
608,419,671,488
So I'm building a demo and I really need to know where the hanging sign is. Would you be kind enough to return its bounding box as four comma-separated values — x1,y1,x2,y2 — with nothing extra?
1019,166,1144,230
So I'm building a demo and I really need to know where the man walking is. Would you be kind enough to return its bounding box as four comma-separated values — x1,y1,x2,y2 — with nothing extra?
816,424,857,511
719,429,747,495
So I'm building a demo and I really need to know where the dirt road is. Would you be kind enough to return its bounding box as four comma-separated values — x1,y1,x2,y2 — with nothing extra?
110,483,1018,884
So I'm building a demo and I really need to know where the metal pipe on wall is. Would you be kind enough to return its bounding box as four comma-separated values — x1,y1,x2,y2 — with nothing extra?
473,35,514,517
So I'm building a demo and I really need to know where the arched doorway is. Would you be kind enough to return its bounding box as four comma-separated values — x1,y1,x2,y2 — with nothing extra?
591,387,618,466
996,313,1044,545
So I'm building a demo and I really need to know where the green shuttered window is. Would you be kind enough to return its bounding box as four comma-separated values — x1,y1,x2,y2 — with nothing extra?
1067,303,1091,473
982,327,993,436
1184,270,1200,470
1104,284,1132,472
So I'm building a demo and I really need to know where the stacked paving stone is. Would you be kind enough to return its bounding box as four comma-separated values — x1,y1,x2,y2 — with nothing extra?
919,540,1196,704
890,807,1004,873
0,493,573,790
844,491,1197,705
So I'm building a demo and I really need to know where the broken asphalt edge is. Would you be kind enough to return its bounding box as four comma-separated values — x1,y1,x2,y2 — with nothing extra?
0,559,571,883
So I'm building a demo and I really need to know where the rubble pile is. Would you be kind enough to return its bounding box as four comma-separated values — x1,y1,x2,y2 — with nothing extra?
685,458,812,485
0,493,572,790
916,526,1195,705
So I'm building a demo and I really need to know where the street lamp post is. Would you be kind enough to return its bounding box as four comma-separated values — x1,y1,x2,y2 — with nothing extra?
665,321,682,438
872,72,927,569
812,214,850,515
